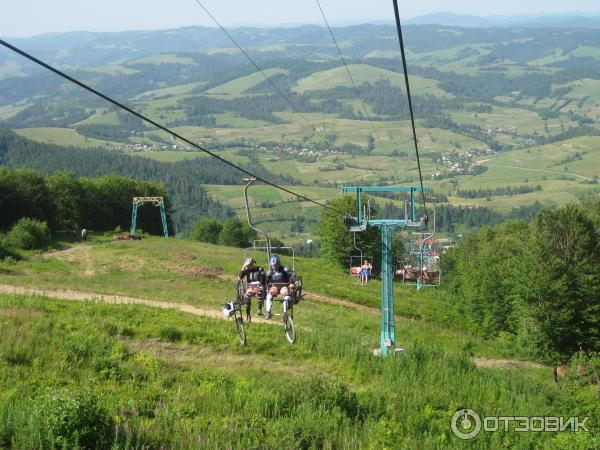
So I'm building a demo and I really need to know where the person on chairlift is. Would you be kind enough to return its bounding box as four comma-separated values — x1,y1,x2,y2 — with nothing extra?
238,258,266,319
359,259,372,286
264,255,296,320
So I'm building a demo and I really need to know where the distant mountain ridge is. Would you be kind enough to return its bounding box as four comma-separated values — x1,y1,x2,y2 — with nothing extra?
3,18,600,78
406,12,600,29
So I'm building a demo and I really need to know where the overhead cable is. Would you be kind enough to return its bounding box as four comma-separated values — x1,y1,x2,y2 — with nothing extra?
192,0,333,147
0,38,343,214
391,0,429,217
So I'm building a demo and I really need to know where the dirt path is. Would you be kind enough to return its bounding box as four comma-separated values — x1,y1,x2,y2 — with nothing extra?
0,284,276,325
44,245,95,276
474,357,546,369
305,290,411,322
0,283,547,370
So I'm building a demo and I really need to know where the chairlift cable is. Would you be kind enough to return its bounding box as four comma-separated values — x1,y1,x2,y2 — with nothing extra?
314,0,388,153
391,0,429,218
0,38,343,214
192,0,332,148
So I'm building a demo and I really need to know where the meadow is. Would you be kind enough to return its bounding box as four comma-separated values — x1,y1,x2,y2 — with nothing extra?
0,236,598,448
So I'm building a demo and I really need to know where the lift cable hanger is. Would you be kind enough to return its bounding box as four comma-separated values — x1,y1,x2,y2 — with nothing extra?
0,39,343,216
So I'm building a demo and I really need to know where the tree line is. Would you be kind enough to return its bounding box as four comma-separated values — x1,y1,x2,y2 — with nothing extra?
0,166,173,237
377,200,543,234
456,184,542,199
0,130,300,233
444,197,600,360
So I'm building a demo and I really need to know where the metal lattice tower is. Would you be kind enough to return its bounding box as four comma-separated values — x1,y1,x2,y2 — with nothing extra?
130,197,168,238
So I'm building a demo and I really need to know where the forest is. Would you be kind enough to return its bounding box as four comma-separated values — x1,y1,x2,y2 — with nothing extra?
0,130,307,233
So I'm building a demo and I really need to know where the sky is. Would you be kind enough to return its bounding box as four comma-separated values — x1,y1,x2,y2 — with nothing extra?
3,0,600,37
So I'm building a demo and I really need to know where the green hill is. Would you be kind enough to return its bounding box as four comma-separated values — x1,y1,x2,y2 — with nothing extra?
0,235,598,448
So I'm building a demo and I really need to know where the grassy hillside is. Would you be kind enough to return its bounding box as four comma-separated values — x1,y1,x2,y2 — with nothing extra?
0,236,598,448
293,64,451,98
206,68,289,98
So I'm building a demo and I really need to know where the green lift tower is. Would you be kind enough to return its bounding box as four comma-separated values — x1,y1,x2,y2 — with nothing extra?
130,197,168,238
342,186,429,356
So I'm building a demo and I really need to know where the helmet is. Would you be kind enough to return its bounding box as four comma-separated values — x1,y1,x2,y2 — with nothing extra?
244,257,256,267
270,255,281,269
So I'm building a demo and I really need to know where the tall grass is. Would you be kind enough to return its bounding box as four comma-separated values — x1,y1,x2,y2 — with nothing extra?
1,293,598,449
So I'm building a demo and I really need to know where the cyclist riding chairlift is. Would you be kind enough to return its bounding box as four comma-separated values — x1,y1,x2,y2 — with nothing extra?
237,177,303,320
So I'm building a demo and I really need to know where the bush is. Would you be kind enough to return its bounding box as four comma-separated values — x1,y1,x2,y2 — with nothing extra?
191,218,222,244
0,239,18,260
25,389,113,449
159,325,182,342
4,218,51,250
218,218,256,248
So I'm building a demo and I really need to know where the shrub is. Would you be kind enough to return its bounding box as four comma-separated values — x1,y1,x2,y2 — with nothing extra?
5,218,51,250
0,238,19,260
27,389,113,449
191,218,222,244
159,325,182,342
218,218,256,248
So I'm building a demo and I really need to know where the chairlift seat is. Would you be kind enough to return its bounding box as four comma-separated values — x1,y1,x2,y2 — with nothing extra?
268,282,295,297
268,278,303,304
350,267,362,276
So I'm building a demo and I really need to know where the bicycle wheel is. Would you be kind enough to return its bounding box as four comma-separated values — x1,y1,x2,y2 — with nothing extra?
236,317,246,346
284,315,296,344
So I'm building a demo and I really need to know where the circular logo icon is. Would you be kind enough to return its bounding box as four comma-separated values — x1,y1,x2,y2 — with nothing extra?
451,409,482,440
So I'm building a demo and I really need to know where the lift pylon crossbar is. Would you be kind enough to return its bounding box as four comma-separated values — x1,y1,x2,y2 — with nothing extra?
133,196,164,206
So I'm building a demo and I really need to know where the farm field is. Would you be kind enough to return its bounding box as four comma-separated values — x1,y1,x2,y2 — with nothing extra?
2,22,600,237
14,127,122,149
293,64,452,98
205,68,289,98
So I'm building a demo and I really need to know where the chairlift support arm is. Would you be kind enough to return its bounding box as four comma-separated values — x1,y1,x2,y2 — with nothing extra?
243,178,271,263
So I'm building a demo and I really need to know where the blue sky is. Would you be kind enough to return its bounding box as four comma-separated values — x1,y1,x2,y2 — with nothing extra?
3,0,600,37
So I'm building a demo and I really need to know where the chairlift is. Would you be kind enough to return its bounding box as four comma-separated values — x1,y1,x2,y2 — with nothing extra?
238,178,303,334
245,240,296,271
243,178,271,265
396,237,441,287
396,199,441,288
349,232,373,283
